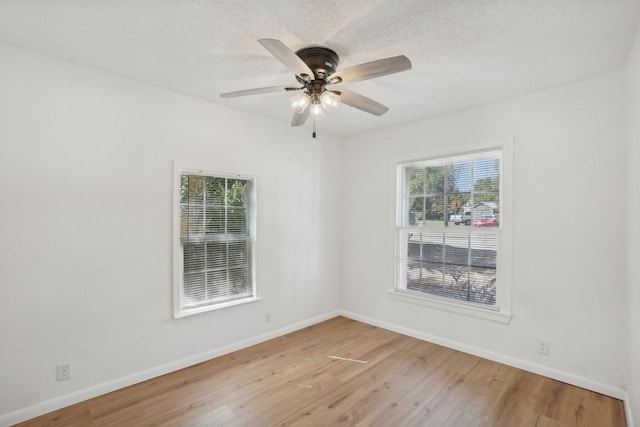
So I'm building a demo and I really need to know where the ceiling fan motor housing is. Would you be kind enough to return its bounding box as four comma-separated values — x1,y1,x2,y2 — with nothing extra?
295,46,340,80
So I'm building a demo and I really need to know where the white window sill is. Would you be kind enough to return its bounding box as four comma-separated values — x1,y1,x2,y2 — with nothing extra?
175,296,262,319
387,290,512,324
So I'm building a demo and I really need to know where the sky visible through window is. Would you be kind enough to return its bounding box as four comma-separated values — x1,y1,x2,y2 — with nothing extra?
455,158,499,192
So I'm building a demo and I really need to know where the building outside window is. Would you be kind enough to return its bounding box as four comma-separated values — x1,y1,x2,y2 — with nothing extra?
395,149,506,313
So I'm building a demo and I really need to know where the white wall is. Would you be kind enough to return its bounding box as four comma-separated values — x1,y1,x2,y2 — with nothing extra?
341,72,629,397
0,43,342,423
1,37,635,425
626,22,640,427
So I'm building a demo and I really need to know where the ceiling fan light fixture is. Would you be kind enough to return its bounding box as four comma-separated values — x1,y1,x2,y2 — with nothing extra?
320,91,341,111
289,92,310,113
309,99,327,120
221,39,412,133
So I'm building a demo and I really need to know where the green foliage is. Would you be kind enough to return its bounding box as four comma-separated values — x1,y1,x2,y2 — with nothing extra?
408,164,466,221
407,158,499,222
180,174,249,235
473,176,499,204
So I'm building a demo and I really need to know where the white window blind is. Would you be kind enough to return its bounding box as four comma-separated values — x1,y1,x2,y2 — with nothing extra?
176,171,255,316
396,150,502,309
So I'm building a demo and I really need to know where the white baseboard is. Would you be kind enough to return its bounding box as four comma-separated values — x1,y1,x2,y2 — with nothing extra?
338,310,627,401
0,311,339,427
3,310,633,427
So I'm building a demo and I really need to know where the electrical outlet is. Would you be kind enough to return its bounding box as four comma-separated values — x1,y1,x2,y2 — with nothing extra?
57,363,71,381
265,312,271,323
536,339,549,355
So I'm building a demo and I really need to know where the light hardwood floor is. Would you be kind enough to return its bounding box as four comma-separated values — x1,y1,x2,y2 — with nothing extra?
15,317,626,426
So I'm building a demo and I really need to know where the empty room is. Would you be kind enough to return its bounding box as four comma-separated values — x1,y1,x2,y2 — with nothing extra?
1,1,640,426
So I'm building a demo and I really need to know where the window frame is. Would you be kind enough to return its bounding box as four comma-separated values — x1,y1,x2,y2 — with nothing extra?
173,164,258,318
391,139,513,323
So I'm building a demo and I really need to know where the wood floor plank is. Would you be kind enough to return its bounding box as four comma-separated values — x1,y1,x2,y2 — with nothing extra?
13,317,627,427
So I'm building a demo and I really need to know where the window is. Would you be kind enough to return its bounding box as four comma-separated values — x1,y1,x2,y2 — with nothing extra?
395,148,510,319
174,169,256,317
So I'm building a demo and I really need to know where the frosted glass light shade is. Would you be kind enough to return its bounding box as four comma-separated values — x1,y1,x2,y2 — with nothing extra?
289,92,310,113
309,102,327,120
320,91,341,111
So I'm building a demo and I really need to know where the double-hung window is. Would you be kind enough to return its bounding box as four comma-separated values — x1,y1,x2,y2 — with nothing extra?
395,147,510,320
174,169,256,317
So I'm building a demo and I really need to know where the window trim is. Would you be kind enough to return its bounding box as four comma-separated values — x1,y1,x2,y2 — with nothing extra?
391,138,513,323
172,163,259,318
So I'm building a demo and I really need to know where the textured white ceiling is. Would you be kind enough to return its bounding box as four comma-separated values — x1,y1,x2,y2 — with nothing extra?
1,0,639,137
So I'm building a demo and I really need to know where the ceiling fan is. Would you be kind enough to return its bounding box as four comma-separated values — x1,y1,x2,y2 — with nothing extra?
220,39,412,137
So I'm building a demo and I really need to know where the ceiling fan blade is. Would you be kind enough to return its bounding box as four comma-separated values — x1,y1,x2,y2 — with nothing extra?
258,39,314,77
220,85,300,98
291,108,310,126
331,55,411,84
336,89,389,116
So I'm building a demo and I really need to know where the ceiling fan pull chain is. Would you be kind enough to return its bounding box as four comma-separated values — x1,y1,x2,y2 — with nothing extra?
312,119,317,139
